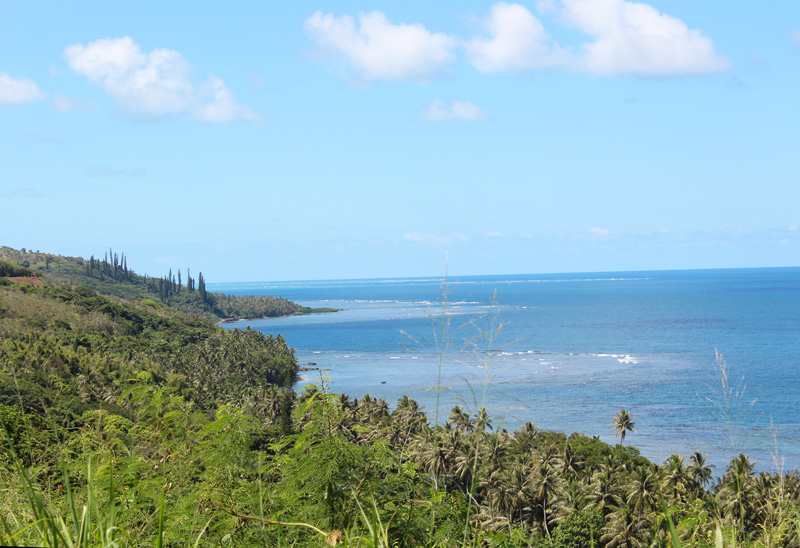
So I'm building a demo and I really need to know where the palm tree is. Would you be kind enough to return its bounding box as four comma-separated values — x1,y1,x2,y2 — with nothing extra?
587,464,622,518
561,443,585,479
499,463,537,525
448,405,475,433
612,408,635,444
529,461,566,536
475,407,493,433
688,451,714,496
601,505,647,548
717,453,756,538
627,464,658,519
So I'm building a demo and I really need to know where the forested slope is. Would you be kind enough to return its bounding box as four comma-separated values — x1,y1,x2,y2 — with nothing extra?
2,255,799,547
0,246,335,320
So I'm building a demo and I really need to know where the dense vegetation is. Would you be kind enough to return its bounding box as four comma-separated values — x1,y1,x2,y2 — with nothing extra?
0,247,336,321
2,254,799,547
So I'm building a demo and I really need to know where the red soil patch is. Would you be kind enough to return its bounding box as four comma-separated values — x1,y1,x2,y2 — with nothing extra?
6,276,44,286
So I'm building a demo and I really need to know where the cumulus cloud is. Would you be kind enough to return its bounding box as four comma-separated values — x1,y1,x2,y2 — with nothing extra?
304,11,456,82
304,3,726,82
560,0,728,76
465,3,559,72
64,37,257,122
423,99,486,121
0,73,45,106
404,232,467,245
194,76,258,122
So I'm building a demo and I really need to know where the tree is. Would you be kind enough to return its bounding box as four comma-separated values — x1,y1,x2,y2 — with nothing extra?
688,451,713,492
198,272,206,302
529,460,565,536
601,505,647,548
612,408,635,445
541,508,603,548
660,454,690,504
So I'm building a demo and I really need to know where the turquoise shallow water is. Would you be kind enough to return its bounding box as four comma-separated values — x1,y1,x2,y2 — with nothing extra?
215,267,800,473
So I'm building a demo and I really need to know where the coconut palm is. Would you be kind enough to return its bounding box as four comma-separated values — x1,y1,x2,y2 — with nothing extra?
529,461,566,536
587,464,622,518
660,455,690,504
447,405,473,432
717,453,757,539
601,504,647,548
475,407,493,433
688,451,714,495
513,421,539,452
627,464,658,519
499,466,532,524
561,443,585,479
612,408,635,444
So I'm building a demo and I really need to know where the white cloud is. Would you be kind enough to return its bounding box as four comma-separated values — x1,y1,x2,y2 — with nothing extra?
560,0,728,76
305,11,456,82
588,226,611,236
404,232,467,245
485,231,503,237
0,73,45,106
64,37,256,122
423,99,486,121
791,30,800,44
465,3,559,72
194,76,259,123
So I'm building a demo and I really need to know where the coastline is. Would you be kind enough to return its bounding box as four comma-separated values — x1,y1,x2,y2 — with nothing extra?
225,269,800,473
217,306,340,324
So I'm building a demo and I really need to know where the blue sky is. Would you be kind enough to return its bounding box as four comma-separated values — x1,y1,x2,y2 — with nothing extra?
2,1,799,281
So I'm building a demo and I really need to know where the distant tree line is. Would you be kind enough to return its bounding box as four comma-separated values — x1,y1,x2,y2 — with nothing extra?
0,246,323,321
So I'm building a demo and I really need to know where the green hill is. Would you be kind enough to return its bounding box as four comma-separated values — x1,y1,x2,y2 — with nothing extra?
0,271,298,419
0,246,336,320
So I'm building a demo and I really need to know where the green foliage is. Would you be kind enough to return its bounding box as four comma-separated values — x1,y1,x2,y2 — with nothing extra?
0,259,36,278
539,508,603,548
0,246,328,321
2,246,800,547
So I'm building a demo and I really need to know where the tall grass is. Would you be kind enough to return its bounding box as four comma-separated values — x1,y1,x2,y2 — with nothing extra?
701,349,757,454
0,423,211,548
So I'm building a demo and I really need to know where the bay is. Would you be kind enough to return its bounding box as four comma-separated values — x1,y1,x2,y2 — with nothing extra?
215,267,800,473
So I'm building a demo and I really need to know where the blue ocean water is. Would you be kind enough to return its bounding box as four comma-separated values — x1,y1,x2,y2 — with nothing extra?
215,268,800,473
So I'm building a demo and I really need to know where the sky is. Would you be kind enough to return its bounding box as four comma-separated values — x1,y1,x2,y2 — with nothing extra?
1,1,799,282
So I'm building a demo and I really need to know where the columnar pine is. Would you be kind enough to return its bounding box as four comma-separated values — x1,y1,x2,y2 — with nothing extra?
198,272,206,303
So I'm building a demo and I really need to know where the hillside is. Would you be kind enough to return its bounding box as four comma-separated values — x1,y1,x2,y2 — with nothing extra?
2,252,799,547
0,273,298,418
0,246,336,320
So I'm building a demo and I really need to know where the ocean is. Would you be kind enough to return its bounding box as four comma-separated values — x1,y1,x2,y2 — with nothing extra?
214,267,800,473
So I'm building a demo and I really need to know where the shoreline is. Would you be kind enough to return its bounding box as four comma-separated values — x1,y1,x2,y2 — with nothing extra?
217,307,341,324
